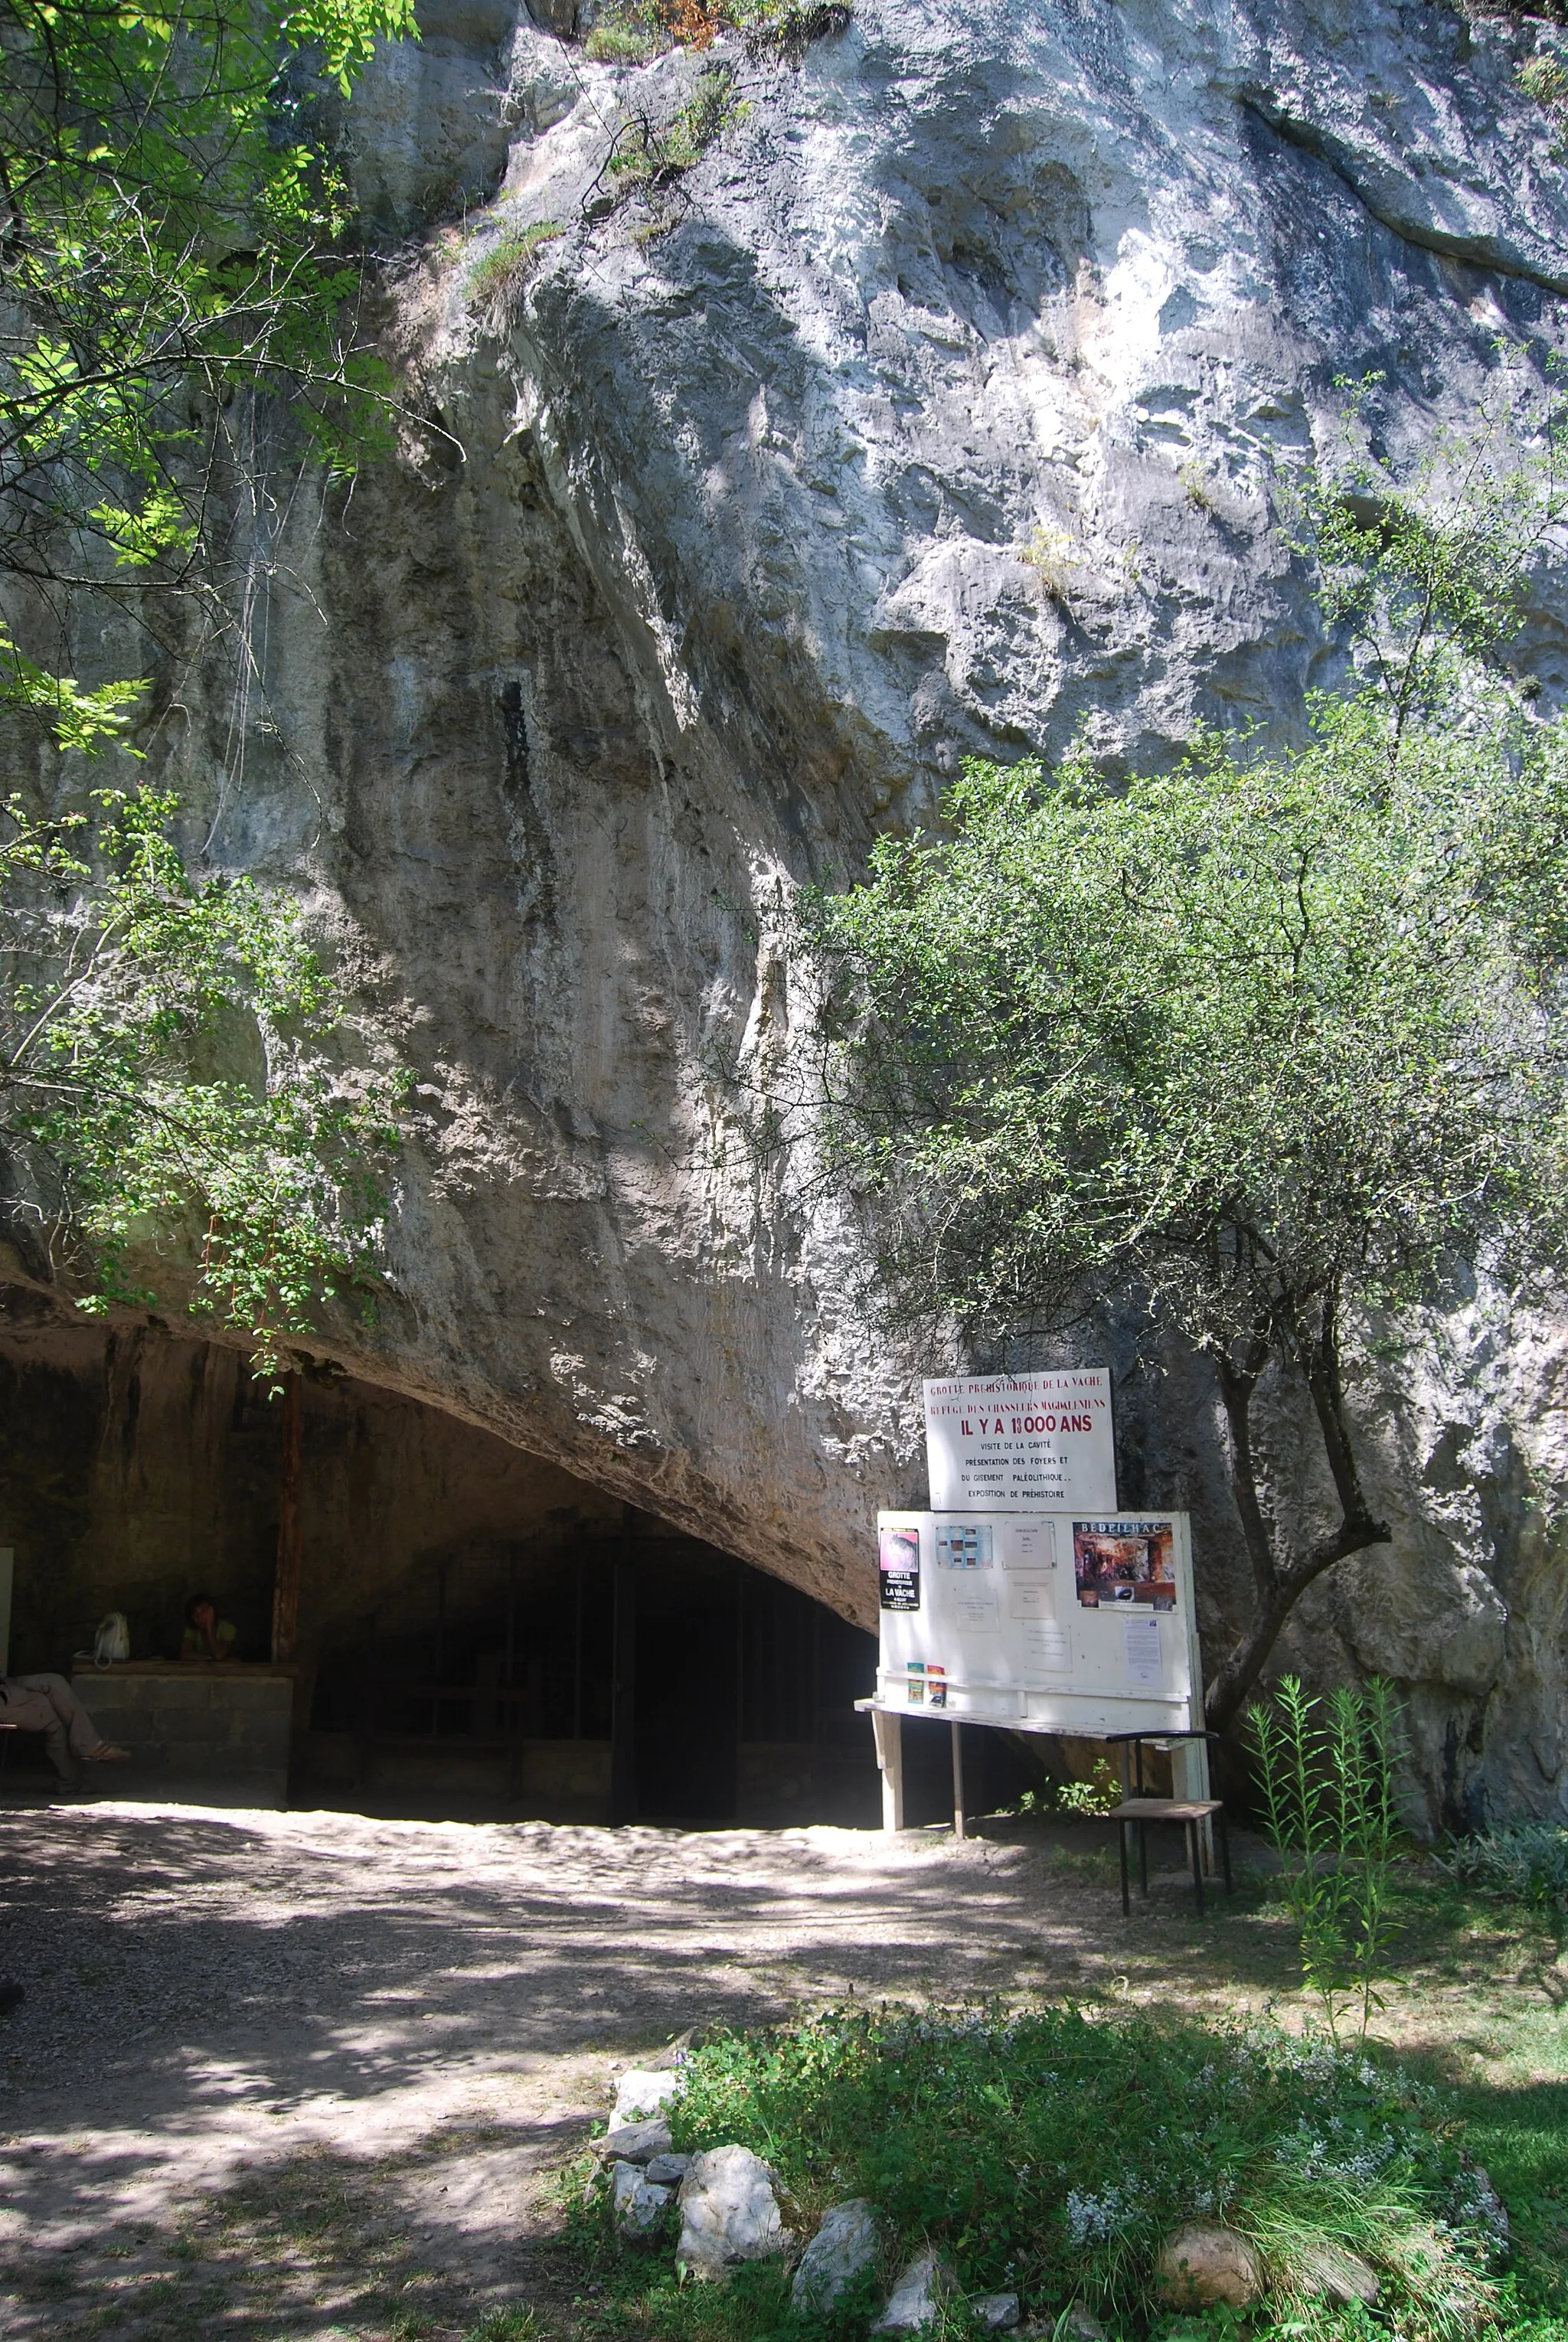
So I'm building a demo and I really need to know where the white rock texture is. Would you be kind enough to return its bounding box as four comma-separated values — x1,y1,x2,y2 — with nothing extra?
873,2249,957,2334
791,2197,882,2312
612,2067,685,2127
595,2115,673,2161
675,2143,795,2278
24,0,1568,1823
612,2157,674,2236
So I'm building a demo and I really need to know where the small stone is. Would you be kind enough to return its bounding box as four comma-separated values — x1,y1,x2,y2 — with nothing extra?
645,2151,693,2187
676,2144,794,2281
791,2198,880,2313
594,2115,672,2163
1060,2308,1105,2342
1298,2242,1380,2307
873,2250,957,2334
612,2067,684,2127
969,2292,1021,2331
1155,2223,1263,2310
612,2159,672,2237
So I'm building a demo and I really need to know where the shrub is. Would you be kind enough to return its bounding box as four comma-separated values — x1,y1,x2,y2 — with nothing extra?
467,221,564,318
1442,1821,1568,1911
609,67,740,186
582,0,847,60
577,2007,1502,2338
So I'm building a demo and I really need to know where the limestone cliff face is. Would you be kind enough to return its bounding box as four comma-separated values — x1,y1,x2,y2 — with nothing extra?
80,0,1568,1821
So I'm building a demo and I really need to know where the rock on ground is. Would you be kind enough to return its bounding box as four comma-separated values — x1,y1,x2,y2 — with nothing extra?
1155,2223,1263,2309
612,2160,672,2236
873,2250,957,2334
970,2292,1021,2331
611,2068,684,2126
595,2115,672,2162
1298,2242,1380,2306
675,2144,794,2280
791,2198,881,2313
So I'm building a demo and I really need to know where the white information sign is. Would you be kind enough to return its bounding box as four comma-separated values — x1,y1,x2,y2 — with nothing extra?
923,1372,1116,1511
874,1509,1203,1740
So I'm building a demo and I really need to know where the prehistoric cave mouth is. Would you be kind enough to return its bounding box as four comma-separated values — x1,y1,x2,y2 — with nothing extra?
0,1317,1026,1828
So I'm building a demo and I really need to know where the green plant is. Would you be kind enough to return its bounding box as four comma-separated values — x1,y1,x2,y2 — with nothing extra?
1178,459,1216,513
0,0,417,729
1441,1821,1568,1912
566,2006,1502,2340
609,67,741,187
469,222,565,320
583,0,668,60
1246,1675,1403,2044
0,786,401,1367
1054,1759,1121,1819
581,0,846,57
1020,526,1078,603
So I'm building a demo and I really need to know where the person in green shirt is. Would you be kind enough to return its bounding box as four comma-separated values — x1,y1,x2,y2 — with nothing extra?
181,1596,237,1662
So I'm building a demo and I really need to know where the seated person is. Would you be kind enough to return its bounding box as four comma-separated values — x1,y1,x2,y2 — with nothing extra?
0,1674,129,1781
180,1596,237,1662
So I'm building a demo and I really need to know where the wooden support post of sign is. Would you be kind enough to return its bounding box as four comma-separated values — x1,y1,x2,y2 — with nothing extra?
950,1719,966,1841
270,1370,302,1664
871,1707,904,1832
609,1505,637,1824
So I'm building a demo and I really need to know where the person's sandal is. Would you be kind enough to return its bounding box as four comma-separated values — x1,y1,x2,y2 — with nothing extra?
85,1743,131,1762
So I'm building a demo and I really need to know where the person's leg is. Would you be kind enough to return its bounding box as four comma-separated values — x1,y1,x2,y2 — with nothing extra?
11,1674,125,1765
0,1681,75,1777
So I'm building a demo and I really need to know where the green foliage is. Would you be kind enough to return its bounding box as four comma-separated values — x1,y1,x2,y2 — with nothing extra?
1246,1677,1403,2044
1441,1823,1568,1912
0,0,416,717
609,67,743,186
582,0,847,60
467,222,565,320
0,786,401,1365
572,2007,1502,2338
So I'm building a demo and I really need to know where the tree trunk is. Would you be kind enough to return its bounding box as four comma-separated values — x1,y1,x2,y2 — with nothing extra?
1204,1305,1390,1732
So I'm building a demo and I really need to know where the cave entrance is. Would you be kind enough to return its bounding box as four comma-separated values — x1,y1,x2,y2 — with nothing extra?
0,1318,890,1827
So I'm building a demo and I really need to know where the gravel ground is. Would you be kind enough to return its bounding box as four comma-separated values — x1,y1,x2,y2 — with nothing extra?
0,1793,1272,2340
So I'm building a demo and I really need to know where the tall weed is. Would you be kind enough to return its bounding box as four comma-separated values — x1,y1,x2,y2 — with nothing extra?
1246,1675,1403,2043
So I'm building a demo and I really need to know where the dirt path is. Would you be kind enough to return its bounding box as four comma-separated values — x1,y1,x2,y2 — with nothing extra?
0,1798,1549,2341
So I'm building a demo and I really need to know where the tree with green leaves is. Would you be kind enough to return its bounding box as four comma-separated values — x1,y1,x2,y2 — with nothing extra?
805,384,1568,1727
0,0,413,1357
0,783,401,1366
1,0,415,740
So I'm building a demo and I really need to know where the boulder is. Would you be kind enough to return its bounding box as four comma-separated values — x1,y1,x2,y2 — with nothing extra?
790,2199,880,2314
612,2160,672,2238
1298,2242,1380,2307
1155,2223,1263,2310
1060,2309,1106,2342
612,2067,684,2128
594,2115,673,2164
873,2251,957,2334
675,2144,794,2281
645,2151,693,2188
969,2292,1021,2331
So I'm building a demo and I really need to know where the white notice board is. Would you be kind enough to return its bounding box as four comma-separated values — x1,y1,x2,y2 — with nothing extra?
923,1373,1116,1511
876,1510,1203,1739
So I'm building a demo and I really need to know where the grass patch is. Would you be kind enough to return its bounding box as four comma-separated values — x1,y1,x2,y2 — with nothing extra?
567,2005,1513,2340
469,220,565,319
609,68,740,188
